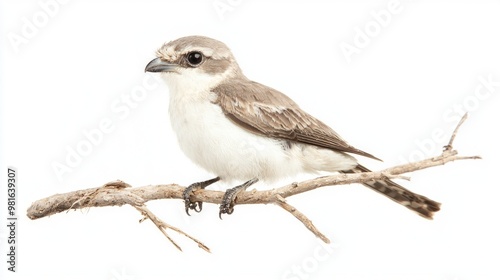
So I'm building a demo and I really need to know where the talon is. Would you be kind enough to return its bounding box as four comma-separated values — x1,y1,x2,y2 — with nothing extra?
184,201,192,216
183,186,203,216
193,201,202,212
184,199,202,216
184,194,204,215
183,189,195,216
182,177,220,216
218,202,234,219
218,178,258,219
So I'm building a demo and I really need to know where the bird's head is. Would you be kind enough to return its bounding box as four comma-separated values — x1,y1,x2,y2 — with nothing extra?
145,36,242,93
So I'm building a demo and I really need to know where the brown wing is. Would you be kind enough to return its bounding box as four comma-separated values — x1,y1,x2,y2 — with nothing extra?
212,78,380,160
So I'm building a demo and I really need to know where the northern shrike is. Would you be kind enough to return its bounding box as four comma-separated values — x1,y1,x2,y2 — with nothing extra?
145,36,440,219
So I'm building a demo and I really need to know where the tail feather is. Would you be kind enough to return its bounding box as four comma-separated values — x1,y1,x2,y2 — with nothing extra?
341,165,441,219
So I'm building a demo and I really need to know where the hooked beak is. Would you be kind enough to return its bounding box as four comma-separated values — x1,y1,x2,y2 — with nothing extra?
145,57,178,73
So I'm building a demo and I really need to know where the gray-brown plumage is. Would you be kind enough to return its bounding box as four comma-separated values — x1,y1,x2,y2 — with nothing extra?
342,165,440,219
213,77,440,219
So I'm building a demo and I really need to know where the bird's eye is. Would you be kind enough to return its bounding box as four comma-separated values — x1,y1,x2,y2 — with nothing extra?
186,51,204,67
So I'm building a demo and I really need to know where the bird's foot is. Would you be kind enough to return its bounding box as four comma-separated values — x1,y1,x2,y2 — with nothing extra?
219,178,258,219
183,177,220,216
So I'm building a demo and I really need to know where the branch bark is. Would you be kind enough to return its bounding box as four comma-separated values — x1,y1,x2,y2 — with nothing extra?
27,114,480,252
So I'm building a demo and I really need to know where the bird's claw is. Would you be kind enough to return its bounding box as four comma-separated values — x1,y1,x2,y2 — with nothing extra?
219,194,236,219
182,177,221,216
218,178,259,219
184,200,203,216
183,185,203,216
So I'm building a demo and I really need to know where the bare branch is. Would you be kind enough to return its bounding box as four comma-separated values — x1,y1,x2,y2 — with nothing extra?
26,114,480,251
274,194,330,243
444,112,468,151
134,204,210,253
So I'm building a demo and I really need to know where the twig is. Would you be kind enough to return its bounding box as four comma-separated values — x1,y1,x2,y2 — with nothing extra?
274,194,330,243
444,112,468,152
134,204,210,253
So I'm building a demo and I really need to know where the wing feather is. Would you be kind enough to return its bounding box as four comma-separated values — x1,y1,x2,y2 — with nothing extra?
212,79,380,160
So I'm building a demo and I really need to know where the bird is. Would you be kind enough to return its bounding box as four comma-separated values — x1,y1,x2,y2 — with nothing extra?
145,35,440,219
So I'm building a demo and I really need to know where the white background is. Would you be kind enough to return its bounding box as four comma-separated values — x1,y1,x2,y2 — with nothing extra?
1,1,500,279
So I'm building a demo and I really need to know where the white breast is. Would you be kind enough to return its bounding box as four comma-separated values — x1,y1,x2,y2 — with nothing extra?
168,87,305,182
